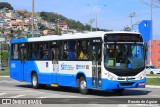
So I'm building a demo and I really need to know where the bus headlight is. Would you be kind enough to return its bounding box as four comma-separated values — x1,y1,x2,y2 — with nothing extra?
108,74,116,80
138,73,145,80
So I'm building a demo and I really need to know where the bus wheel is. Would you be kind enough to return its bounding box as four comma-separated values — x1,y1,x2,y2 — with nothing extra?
32,73,40,89
113,89,124,95
79,76,88,94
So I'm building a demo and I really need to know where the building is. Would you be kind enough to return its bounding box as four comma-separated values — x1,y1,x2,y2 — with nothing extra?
132,20,151,44
43,30,54,35
0,19,5,28
10,22,29,31
58,22,68,31
148,40,160,68
5,12,18,18
132,20,151,63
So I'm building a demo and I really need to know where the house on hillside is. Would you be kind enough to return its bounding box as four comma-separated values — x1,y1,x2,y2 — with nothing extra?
10,22,29,31
43,30,54,35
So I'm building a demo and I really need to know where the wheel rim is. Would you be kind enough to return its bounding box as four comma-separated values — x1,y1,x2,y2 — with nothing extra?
80,80,86,90
32,76,37,86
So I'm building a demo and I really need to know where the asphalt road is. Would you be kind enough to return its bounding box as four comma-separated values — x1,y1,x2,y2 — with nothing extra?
0,77,160,107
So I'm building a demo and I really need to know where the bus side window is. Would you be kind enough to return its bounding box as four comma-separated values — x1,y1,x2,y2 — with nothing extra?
12,44,19,59
40,42,49,60
31,43,39,60
68,41,76,60
77,40,89,60
63,41,68,60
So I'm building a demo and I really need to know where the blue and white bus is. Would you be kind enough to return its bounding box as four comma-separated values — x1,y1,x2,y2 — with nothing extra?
10,31,146,94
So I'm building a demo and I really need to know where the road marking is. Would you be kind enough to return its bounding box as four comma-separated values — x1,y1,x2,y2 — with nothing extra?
0,80,14,83
37,96,47,98
0,93,7,96
151,95,160,97
118,104,128,107
9,94,25,98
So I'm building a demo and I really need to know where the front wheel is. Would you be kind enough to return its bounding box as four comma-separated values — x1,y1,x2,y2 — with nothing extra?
32,73,40,89
79,76,88,94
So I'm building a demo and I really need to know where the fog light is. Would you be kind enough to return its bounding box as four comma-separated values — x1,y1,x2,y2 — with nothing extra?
139,82,145,86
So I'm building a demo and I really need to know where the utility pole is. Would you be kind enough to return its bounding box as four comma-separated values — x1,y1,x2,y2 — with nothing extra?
89,19,95,32
129,12,136,30
55,18,61,35
32,0,34,37
150,0,153,65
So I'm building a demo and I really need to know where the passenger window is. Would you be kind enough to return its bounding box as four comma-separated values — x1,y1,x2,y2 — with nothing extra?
77,40,89,60
12,44,19,59
30,43,40,60
40,42,49,60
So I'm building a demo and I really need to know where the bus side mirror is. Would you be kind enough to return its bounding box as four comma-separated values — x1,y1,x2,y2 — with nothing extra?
145,43,148,51
104,47,106,55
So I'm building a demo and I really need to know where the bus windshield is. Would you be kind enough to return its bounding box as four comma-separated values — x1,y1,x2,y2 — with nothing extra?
104,44,145,70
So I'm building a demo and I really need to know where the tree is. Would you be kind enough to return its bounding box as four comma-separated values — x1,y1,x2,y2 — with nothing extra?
123,26,131,31
1,51,9,66
37,23,46,30
0,2,13,10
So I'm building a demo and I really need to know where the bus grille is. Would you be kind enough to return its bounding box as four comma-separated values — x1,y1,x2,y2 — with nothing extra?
119,82,135,86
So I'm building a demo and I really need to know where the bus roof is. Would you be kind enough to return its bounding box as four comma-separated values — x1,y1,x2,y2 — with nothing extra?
10,31,141,43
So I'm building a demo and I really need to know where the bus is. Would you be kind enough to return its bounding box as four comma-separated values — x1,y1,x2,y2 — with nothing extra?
10,31,146,94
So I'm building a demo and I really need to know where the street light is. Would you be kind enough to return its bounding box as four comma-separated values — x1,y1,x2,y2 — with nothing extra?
89,19,95,32
129,12,136,30
88,4,106,31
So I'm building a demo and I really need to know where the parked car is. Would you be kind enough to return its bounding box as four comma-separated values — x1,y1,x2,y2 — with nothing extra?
0,65,5,71
146,65,160,74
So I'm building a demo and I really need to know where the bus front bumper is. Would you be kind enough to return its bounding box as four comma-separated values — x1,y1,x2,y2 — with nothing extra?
101,77,146,90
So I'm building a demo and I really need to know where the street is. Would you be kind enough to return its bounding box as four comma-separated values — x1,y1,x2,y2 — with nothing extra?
0,77,160,107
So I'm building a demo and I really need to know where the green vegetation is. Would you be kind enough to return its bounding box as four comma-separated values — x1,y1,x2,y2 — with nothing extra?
146,78,160,86
39,11,109,32
1,51,9,67
0,2,13,10
146,74,160,76
0,67,9,76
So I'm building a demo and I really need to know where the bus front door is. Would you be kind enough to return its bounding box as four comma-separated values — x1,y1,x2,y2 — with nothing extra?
51,47,59,84
92,45,102,88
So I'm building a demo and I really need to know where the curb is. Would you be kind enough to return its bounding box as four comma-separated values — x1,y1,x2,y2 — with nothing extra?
146,85,160,88
0,76,9,77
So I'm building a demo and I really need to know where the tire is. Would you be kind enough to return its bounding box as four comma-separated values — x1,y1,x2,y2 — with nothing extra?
113,89,124,95
150,71,154,74
32,73,40,89
78,76,88,94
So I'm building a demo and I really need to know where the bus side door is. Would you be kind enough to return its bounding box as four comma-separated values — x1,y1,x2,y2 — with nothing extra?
10,44,26,81
19,44,27,81
50,45,59,84
92,45,102,88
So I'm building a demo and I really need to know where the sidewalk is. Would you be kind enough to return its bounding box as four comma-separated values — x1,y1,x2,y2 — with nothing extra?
146,85,160,88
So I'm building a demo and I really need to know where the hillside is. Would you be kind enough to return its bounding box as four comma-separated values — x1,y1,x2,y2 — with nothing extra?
39,11,107,31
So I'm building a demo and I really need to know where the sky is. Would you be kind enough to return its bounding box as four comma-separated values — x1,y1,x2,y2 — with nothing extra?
1,0,160,38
